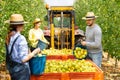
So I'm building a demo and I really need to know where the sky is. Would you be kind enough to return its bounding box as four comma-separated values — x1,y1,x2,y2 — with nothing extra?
44,0,76,6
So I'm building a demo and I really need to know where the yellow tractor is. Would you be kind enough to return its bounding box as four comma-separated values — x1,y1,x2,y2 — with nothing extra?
43,0,84,49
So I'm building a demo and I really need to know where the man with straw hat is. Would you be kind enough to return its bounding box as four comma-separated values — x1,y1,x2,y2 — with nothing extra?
5,14,40,80
81,12,102,68
29,18,49,51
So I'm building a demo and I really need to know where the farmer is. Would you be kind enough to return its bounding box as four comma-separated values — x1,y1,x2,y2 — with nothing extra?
81,12,102,67
5,14,41,80
28,18,49,51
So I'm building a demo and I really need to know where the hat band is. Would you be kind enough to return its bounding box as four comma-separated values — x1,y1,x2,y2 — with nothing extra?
86,16,95,18
10,21,24,23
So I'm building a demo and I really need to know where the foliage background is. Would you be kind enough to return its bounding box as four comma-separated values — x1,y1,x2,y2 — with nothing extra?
0,0,120,63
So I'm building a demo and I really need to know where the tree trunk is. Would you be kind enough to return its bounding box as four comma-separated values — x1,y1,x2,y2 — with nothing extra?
115,58,118,68
107,53,110,61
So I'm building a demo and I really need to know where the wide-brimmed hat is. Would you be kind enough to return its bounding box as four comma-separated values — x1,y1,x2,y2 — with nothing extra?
5,14,28,24
82,12,98,20
33,18,42,24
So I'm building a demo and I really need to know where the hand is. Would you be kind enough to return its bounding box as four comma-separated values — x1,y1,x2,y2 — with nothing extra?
81,41,86,46
36,38,40,41
33,48,41,54
47,42,49,44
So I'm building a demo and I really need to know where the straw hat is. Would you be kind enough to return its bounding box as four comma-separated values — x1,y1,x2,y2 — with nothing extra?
33,18,42,24
82,12,98,20
5,14,28,24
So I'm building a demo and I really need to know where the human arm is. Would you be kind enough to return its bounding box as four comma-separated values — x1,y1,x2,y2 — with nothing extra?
41,34,49,44
22,48,40,63
18,35,40,63
38,29,49,44
85,30,102,48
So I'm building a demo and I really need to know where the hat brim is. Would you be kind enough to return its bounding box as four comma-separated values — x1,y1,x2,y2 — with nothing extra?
82,16,98,20
33,21,42,24
5,20,28,24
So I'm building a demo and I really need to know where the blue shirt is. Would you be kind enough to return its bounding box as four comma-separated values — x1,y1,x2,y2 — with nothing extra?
8,32,28,63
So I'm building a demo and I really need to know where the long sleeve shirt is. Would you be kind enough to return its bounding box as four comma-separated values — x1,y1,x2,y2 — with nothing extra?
8,32,28,63
28,28,49,48
85,24,102,53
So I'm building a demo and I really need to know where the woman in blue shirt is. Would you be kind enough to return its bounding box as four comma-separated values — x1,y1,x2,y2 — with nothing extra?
5,14,40,80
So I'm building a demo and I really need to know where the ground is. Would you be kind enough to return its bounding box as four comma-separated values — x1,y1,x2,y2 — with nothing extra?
102,52,120,80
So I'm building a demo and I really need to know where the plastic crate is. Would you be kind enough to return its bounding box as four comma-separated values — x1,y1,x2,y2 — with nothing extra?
46,55,75,60
30,60,103,80
37,40,48,50
31,73,62,80
29,55,46,75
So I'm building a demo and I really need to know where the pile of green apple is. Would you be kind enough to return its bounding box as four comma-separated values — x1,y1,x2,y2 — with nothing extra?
73,47,87,59
45,59,96,73
41,48,72,55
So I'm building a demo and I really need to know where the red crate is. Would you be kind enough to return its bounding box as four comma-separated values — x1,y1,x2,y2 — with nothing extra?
31,73,62,80
68,61,103,80
30,60,103,80
46,55,75,60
